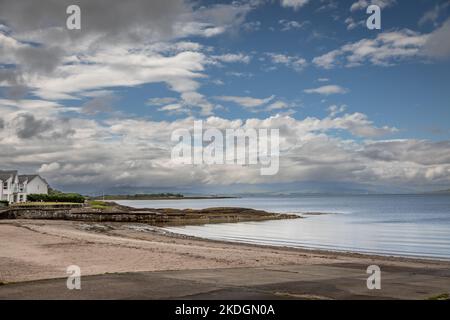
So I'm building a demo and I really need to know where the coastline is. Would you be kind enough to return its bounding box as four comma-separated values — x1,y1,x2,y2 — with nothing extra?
0,203,299,226
1,219,449,299
98,196,239,201
160,226,450,262
160,226,450,263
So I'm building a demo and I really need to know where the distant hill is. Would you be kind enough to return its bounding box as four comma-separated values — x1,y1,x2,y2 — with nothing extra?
91,193,184,200
89,193,237,200
428,189,450,194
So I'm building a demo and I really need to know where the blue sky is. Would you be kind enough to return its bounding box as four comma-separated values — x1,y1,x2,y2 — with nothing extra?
1,0,450,193
68,0,450,139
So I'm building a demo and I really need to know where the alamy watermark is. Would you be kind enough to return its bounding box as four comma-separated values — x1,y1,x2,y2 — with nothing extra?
66,265,81,290
366,5,381,30
65,4,381,31
171,121,279,176
366,265,381,290
66,5,81,30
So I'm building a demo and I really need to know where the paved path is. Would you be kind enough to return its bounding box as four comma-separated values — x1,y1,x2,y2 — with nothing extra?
1,262,449,300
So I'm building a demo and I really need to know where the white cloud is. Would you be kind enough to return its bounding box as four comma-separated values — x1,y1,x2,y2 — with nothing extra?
266,53,308,72
0,98,76,118
5,111,445,192
266,101,289,111
304,85,348,95
312,50,341,69
211,53,251,64
147,97,179,106
327,104,347,117
280,0,310,10
214,95,275,108
419,2,450,26
313,29,428,69
279,20,308,31
313,23,450,69
422,18,450,59
38,162,61,173
327,112,398,137
242,21,261,32
345,17,364,30
158,103,191,115
350,0,397,12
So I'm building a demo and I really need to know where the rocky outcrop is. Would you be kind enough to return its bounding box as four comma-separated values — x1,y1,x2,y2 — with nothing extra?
0,205,299,226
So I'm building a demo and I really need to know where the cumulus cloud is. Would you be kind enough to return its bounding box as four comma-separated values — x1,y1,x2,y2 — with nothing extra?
345,17,365,30
0,0,255,116
214,95,275,108
313,22,450,69
266,53,308,72
211,53,251,64
327,104,347,117
304,85,348,95
0,0,252,43
12,113,74,140
23,49,214,114
147,97,179,106
419,2,450,27
422,18,450,59
313,29,428,68
2,112,446,192
350,0,397,12
328,112,398,137
279,19,308,31
280,0,310,10
0,98,74,118
81,92,118,115
266,101,289,111
158,103,191,115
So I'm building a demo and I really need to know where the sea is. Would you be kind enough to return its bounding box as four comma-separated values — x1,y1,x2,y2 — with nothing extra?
116,194,450,260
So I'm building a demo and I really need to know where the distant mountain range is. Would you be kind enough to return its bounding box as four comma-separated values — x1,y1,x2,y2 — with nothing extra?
58,181,450,197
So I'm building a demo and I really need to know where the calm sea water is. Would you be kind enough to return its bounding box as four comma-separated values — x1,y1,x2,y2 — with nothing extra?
116,195,450,259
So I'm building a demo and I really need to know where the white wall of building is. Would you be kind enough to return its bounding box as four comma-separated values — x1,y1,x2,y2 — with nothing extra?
26,177,48,195
0,178,12,201
1,176,18,203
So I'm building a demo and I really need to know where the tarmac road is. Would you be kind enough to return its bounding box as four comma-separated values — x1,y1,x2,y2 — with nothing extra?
1,262,449,300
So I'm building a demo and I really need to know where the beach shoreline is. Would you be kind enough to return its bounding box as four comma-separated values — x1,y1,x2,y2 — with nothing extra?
159,226,450,263
1,219,449,299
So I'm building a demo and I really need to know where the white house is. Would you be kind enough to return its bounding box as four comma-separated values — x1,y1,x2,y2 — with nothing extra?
0,170,49,204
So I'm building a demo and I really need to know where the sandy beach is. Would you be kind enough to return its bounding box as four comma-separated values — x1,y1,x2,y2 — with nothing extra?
1,219,449,299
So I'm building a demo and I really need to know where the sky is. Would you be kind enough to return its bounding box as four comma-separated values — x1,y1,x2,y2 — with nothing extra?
1,0,450,194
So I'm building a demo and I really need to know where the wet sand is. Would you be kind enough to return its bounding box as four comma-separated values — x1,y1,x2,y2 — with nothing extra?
0,219,449,299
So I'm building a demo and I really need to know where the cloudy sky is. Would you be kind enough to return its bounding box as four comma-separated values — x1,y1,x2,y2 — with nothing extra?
1,0,450,194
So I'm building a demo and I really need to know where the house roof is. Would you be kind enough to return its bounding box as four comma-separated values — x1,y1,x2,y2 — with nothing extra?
18,175,37,183
18,174,49,185
0,171,49,186
0,170,18,181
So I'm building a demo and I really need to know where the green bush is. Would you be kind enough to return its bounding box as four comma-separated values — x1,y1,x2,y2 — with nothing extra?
0,200,9,207
27,193,85,203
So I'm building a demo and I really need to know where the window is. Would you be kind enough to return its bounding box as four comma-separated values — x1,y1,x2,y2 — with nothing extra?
3,182,7,190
